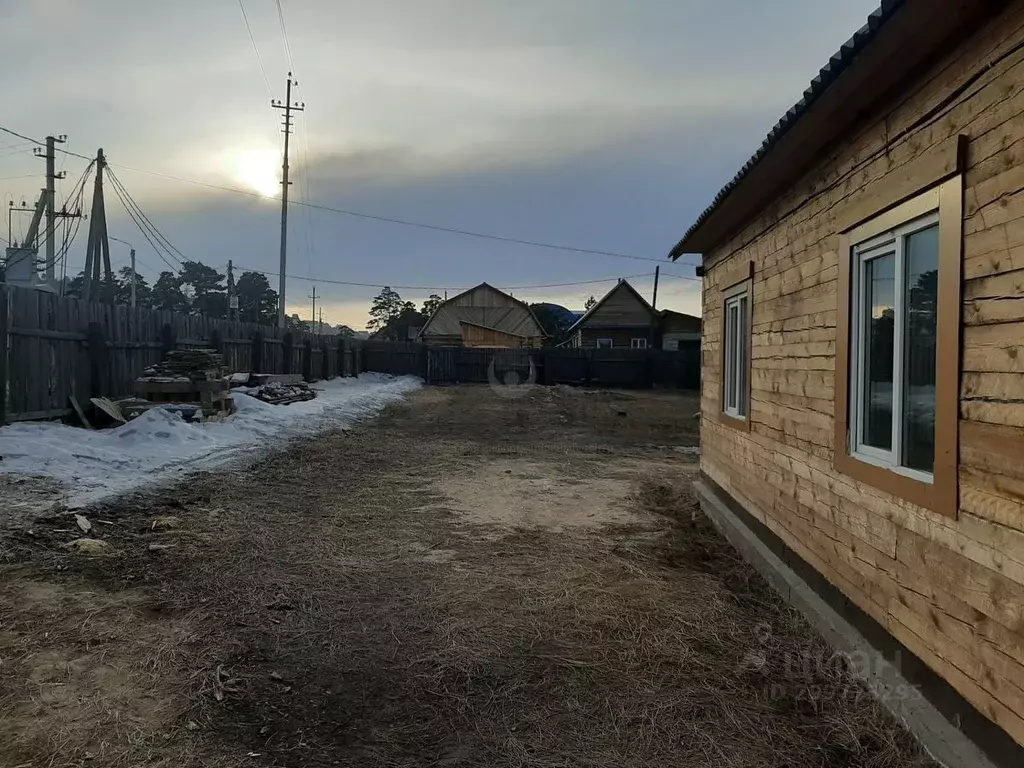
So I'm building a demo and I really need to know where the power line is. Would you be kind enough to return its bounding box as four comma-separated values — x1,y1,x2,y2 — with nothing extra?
107,168,190,268
296,107,316,280
231,263,653,292
40,160,94,273
0,125,42,145
659,270,701,282
4,121,689,265
109,162,668,263
106,168,184,272
275,0,296,72
238,0,273,97
54,146,93,162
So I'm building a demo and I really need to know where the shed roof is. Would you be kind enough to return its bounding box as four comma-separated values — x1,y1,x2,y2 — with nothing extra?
419,282,546,339
668,0,1002,259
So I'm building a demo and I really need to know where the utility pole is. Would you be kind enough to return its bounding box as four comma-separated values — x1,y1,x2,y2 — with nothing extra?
34,135,67,281
272,73,305,328
308,285,318,333
109,237,135,307
82,149,112,303
319,306,323,335
650,266,660,349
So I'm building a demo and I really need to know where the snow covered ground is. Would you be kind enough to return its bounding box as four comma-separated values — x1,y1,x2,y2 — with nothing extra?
0,373,421,513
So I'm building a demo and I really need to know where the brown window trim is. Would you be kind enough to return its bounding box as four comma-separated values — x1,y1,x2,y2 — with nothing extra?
833,176,962,518
719,260,754,432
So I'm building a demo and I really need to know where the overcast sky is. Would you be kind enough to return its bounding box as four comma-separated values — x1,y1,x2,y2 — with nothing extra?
1,0,878,328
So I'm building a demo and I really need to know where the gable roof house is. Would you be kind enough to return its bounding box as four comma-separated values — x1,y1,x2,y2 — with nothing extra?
671,1,1024,762
565,279,657,349
418,283,545,348
565,279,701,350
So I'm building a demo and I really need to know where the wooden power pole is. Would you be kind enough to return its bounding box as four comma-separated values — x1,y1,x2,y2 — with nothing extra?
272,73,304,327
308,285,318,332
34,135,67,281
82,149,112,303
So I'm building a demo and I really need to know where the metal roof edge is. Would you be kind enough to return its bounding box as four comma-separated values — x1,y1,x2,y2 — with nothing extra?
668,0,905,260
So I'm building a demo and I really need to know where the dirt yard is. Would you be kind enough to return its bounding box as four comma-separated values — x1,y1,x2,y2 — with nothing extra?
0,385,935,767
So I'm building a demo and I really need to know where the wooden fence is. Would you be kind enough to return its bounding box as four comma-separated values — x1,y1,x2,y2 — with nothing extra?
0,285,700,425
0,285,363,424
365,341,700,389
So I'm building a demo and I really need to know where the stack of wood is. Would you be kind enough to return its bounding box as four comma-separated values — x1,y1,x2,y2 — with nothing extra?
134,348,233,416
140,349,225,381
250,380,318,406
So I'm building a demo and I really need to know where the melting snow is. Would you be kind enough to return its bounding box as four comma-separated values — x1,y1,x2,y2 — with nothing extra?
0,373,420,510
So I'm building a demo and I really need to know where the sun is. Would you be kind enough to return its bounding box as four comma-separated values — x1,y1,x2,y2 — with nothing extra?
229,147,280,198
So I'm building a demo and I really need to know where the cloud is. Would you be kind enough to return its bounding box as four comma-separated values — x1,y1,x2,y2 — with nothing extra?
2,0,881,330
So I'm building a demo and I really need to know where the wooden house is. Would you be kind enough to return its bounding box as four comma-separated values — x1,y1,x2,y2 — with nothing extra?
670,0,1024,758
565,280,701,351
419,283,545,348
565,279,658,349
659,309,702,351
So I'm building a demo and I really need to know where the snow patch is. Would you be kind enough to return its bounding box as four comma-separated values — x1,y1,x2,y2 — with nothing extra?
0,373,420,510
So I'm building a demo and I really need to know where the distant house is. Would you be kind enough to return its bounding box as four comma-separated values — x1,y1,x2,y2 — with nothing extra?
564,280,657,349
659,309,702,351
419,283,545,348
564,280,700,350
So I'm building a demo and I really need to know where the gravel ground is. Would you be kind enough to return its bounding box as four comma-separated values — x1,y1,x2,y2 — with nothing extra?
0,385,935,768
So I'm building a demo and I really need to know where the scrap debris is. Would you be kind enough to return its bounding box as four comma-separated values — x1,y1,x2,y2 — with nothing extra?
139,349,225,381
249,380,318,406
135,349,233,418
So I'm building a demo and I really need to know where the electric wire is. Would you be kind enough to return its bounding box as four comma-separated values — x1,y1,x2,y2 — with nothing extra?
275,0,296,72
230,264,655,292
106,161,668,262
106,170,185,272
106,169,189,268
238,0,274,97
5,161,93,271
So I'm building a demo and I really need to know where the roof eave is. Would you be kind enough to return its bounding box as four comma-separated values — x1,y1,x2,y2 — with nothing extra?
668,0,999,261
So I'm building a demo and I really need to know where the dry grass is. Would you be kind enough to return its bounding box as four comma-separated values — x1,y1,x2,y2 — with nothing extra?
0,386,934,767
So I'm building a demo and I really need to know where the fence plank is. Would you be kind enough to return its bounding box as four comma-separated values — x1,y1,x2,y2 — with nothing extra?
0,287,8,425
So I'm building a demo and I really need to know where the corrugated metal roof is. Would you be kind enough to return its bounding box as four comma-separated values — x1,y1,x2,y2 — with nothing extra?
669,0,905,259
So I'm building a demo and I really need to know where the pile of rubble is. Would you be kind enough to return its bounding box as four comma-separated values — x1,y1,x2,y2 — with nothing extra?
249,380,318,406
139,349,225,381
134,348,232,418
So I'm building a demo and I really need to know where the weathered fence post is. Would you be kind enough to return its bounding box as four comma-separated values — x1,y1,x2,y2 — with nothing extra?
160,322,176,358
87,321,107,399
251,330,264,373
282,332,294,374
302,338,313,382
209,328,222,353
337,336,346,378
0,287,8,425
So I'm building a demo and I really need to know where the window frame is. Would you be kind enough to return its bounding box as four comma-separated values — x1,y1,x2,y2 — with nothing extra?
631,337,648,349
596,337,614,349
848,212,939,484
834,176,962,518
718,260,753,432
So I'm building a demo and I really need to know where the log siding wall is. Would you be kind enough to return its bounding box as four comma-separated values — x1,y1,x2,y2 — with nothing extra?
700,4,1024,746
